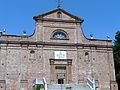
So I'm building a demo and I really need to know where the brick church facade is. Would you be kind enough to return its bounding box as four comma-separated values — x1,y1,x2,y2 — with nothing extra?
0,8,118,90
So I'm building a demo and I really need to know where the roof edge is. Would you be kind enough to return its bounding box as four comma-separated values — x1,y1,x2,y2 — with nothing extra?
33,8,83,22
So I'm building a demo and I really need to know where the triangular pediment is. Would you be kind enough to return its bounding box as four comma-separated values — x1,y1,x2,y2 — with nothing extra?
33,8,83,23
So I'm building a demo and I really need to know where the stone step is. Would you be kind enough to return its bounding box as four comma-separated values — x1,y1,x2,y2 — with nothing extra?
47,84,91,90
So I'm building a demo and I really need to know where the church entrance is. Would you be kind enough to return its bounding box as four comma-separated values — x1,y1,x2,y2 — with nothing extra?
56,66,66,84
58,79,64,84
50,59,72,84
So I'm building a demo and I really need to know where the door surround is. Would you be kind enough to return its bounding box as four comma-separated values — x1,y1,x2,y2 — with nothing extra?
49,59,72,84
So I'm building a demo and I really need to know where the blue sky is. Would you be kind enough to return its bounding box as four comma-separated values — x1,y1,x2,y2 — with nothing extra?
0,0,120,42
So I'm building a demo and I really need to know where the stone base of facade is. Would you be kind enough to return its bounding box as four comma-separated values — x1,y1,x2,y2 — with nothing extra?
110,81,118,90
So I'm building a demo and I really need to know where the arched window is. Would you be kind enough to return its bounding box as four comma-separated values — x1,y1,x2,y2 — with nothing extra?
57,12,62,18
52,30,68,40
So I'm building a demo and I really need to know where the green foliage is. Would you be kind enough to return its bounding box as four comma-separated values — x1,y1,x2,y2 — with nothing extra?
36,84,44,90
36,85,40,90
116,72,120,80
113,31,120,88
114,31,120,45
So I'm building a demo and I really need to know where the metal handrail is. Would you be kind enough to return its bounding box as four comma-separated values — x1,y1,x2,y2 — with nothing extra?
87,78,96,90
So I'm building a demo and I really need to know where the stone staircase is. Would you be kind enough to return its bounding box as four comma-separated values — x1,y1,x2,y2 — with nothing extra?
47,84,91,90
33,77,95,90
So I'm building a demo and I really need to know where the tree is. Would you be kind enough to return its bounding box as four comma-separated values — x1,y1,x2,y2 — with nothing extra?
113,31,120,89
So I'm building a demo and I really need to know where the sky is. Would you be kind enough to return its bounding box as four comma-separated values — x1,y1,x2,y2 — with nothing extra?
0,0,120,42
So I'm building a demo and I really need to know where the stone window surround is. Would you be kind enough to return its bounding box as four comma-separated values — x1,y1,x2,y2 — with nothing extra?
57,11,62,18
51,29,69,40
